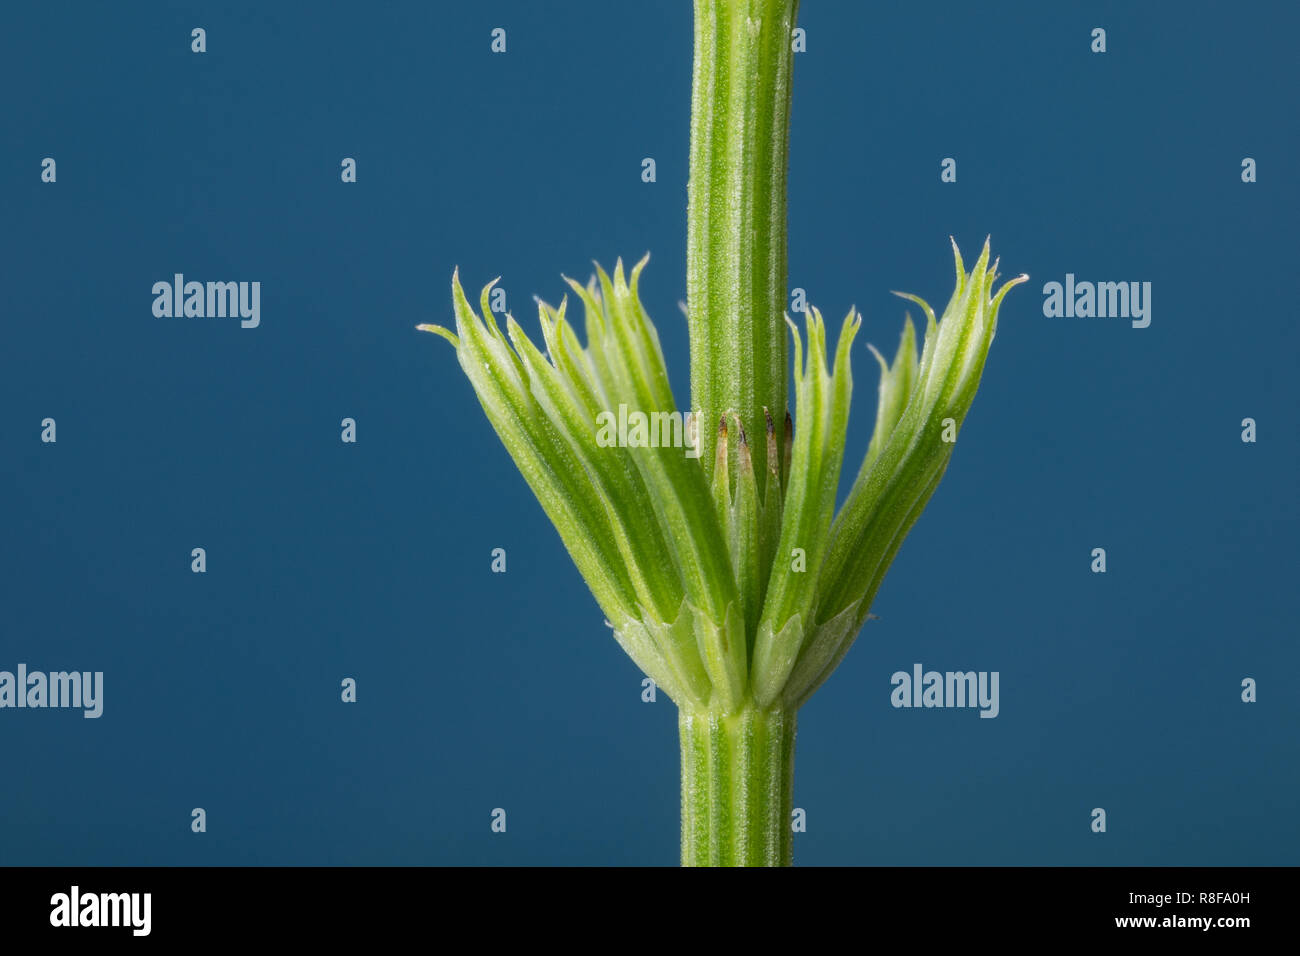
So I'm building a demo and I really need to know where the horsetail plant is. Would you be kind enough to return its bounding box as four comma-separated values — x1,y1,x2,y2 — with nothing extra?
420,0,1025,866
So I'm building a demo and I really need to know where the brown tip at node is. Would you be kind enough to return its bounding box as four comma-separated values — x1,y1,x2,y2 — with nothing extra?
714,414,729,473
782,410,793,479
733,414,754,474
732,413,748,447
737,441,753,474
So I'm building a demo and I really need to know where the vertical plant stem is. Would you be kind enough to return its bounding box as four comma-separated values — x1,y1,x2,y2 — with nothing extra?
680,706,796,866
687,0,799,496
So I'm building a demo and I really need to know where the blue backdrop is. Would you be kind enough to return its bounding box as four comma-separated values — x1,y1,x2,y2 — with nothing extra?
1,1,1295,865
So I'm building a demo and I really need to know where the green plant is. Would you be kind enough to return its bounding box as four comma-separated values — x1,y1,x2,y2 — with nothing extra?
420,0,1025,866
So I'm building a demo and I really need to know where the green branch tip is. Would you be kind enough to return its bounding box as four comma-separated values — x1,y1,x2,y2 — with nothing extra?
417,323,459,347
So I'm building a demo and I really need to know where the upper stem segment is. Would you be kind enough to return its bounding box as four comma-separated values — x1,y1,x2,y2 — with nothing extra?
687,0,799,496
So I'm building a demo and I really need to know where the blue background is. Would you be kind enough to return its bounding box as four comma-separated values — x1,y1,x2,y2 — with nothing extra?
1,1,1295,865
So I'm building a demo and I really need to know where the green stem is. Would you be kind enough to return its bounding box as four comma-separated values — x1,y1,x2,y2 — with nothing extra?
680,706,797,866
687,0,799,496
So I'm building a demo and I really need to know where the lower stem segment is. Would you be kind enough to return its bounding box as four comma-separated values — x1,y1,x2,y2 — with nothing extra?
679,706,796,866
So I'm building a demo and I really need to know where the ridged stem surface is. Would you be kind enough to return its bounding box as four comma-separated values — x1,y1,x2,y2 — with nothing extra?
680,706,796,866
687,0,799,495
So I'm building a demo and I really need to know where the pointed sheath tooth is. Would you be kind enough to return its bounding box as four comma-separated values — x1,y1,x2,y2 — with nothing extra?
712,413,732,544
781,409,793,488
732,412,754,489
759,406,784,614
763,406,779,480
731,414,761,644
714,415,729,486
